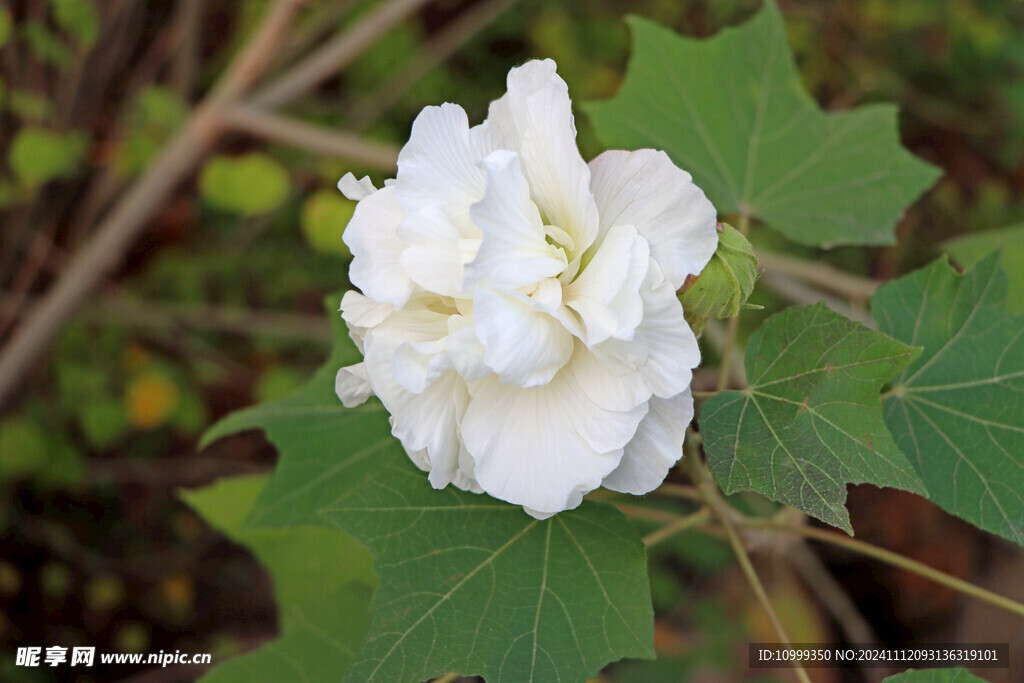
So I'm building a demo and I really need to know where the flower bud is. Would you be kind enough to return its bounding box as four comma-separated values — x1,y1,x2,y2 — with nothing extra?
679,223,758,333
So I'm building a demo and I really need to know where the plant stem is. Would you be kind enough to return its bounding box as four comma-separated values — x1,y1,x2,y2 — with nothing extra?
685,456,812,683
643,508,712,547
222,104,400,170
652,482,705,504
432,673,460,683
756,251,878,302
615,504,685,525
746,520,1024,619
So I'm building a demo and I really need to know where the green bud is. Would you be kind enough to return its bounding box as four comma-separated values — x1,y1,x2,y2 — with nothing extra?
679,223,758,334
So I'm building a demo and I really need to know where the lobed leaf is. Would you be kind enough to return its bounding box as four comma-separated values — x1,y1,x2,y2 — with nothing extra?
874,254,1024,546
584,2,940,247
184,476,376,682
944,224,1024,313
701,303,924,532
326,465,654,683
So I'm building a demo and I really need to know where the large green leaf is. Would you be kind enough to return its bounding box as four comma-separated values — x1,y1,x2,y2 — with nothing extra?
701,303,924,532
183,475,375,682
944,224,1024,313
883,669,988,682
325,465,653,683
873,254,1024,546
202,298,656,682
584,2,940,247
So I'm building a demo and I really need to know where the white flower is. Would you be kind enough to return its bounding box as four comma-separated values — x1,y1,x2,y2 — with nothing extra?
335,59,718,519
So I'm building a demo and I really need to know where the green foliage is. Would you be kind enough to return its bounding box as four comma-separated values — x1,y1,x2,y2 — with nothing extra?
202,296,655,682
944,224,1024,313
702,303,925,532
184,476,376,682
22,20,73,68
114,87,189,176
300,190,355,257
882,669,988,682
329,467,653,683
52,0,99,48
8,127,89,188
0,8,12,49
584,2,941,247
0,417,49,479
874,254,1024,546
199,153,291,216
679,223,758,333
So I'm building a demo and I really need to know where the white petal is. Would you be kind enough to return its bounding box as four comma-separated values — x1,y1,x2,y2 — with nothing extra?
336,363,374,407
564,224,649,345
589,149,718,290
390,372,471,490
461,345,648,516
398,205,471,297
445,315,490,382
338,173,377,200
570,343,650,413
464,150,567,290
362,303,451,409
486,60,599,260
593,260,701,398
602,390,693,494
342,186,414,307
395,103,493,233
340,291,394,351
392,337,450,394
473,287,573,388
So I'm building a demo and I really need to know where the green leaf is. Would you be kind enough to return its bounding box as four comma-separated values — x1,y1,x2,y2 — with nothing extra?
0,416,49,479
702,303,924,532
8,127,89,187
52,0,99,48
0,8,12,49
324,465,654,683
184,475,376,682
944,224,1024,313
873,254,1024,546
203,296,656,682
584,3,940,247
199,153,291,216
114,87,188,176
300,190,355,257
882,669,989,682
22,20,73,68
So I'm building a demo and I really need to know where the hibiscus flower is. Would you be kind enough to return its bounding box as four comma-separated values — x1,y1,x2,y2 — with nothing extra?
336,59,718,518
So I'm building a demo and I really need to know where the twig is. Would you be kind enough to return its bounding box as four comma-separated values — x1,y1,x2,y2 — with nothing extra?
652,482,705,504
785,540,885,662
643,508,712,547
746,519,1024,620
348,0,523,129
760,271,876,327
80,294,333,342
686,454,812,683
615,504,686,525
222,104,400,171
250,0,437,108
0,0,306,409
170,0,204,100
756,251,878,302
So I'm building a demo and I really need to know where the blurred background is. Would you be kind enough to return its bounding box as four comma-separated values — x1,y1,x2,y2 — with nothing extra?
1,0,1023,681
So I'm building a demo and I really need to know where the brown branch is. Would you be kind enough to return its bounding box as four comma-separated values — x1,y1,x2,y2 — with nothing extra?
0,0,306,410
222,104,400,171
250,0,437,108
